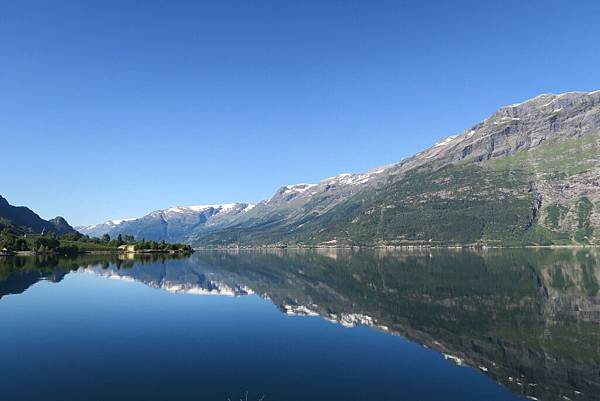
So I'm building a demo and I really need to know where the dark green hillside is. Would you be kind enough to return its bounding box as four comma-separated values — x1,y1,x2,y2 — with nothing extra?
199,164,537,246
0,195,75,235
305,165,536,246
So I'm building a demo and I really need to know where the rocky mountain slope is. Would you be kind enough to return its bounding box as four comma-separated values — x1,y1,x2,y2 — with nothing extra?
0,195,75,235
200,90,600,247
83,90,600,246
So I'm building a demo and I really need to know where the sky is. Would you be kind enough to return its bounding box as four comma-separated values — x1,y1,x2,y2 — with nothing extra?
1,0,600,226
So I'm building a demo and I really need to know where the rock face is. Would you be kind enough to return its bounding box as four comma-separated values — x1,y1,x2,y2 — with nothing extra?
82,90,600,246
77,203,255,242
0,195,75,235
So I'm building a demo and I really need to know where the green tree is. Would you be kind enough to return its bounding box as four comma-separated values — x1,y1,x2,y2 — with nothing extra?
34,236,60,252
14,238,29,251
0,231,17,249
61,231,84,241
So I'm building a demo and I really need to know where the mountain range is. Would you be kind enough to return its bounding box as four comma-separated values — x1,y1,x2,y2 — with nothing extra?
78,90,599,246
77,203,255,242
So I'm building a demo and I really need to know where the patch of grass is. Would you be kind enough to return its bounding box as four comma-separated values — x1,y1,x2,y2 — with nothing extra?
523,224,573,245
58,240,117,252
573,197,595,243
544,203,569,230
577,197,594,229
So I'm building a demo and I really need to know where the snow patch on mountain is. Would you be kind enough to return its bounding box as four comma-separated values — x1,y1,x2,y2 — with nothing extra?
282,184,317,194
322,168,387,186
433,135,458,148
109,218,136,225
165,204,237,214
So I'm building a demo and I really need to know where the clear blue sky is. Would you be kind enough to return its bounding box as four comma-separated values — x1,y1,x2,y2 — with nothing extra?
1,0,599,226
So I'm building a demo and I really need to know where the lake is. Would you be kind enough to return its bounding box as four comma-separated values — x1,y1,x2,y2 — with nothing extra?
0,249,598,401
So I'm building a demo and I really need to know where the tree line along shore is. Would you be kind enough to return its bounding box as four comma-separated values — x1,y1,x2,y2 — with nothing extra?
0,230,193,256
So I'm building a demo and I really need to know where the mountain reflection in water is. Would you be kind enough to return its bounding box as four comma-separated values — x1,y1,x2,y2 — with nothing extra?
0,248,598,401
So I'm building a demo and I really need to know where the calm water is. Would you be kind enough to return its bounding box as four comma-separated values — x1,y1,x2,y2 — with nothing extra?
0,249,598,401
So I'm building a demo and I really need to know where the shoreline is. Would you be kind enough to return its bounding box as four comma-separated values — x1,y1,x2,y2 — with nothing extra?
5,244,597,257
193,244,600,251
4,250,194,257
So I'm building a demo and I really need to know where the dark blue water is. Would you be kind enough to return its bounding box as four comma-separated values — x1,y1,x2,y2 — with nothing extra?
0,249,597,401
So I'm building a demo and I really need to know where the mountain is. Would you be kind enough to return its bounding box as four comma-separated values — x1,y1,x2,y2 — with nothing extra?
0,195,75,235
76,218,137,238
83,90,600,247
198,90,600,247
77,203,255,242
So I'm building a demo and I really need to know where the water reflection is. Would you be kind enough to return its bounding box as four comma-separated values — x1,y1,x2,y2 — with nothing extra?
0,249,598,401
